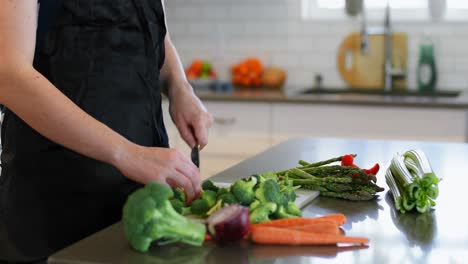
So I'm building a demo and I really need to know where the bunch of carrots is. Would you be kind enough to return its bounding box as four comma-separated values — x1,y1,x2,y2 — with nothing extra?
205,214,369,246
230,58,264,87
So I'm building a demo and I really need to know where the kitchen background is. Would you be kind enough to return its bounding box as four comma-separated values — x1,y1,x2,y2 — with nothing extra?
165,0,468,92
160,0,468,179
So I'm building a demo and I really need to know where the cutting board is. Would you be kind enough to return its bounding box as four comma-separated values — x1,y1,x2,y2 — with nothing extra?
336,31,408,90
213,182,320,209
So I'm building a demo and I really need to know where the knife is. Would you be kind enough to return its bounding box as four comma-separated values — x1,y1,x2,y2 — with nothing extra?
191,144,200,168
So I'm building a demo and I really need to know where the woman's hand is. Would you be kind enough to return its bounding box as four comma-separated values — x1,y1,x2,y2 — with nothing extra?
168,82,213,149
113,143,202,203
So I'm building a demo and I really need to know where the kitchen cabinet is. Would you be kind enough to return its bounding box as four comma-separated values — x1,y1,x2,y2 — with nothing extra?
162,101,271,179
163,99,468,179
272,104,467,143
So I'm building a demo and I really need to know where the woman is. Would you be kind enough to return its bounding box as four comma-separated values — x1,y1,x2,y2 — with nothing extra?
0,0,212,262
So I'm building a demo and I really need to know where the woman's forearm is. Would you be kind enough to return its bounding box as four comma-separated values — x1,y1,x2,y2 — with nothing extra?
160,36,194,99
0,61,132,167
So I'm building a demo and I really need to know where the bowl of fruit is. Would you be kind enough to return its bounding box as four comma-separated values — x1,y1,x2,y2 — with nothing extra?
185,60,217,90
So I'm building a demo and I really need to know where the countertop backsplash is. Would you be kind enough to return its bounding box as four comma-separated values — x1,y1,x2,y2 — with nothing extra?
165,0,468,94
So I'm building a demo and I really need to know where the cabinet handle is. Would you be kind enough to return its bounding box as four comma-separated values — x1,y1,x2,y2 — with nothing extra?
213,117,236,125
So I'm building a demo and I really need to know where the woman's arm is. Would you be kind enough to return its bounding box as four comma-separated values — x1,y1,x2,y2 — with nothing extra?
159,0,213,149
0,0,200,201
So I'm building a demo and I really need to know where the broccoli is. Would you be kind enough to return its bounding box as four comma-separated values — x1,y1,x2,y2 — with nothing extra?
170,199,191,216
173,187,186,204
274,205,300,219
249,200,261,212
218,193,238,205
255,179,282,204
201,190,217,208
285,202,302,217
190,199,211,216
231,177,258,205
190,190,217,216
122,182,206,252
202,180,219,192
257,172,278,181
216,187,229,196
250,202,277,224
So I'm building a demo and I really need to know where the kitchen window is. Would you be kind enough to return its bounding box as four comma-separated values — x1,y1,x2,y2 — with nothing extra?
302,0,468,21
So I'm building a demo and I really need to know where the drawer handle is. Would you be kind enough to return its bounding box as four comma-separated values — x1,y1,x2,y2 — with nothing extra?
213,117,236,125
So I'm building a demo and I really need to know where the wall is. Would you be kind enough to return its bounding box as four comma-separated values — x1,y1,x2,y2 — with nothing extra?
165,0,468,93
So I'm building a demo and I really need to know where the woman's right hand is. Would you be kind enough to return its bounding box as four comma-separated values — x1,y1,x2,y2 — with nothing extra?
113,143,202,203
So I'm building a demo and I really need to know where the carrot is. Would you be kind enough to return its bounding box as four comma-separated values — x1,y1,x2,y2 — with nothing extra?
292,222,340,235
251,226,368,246
251,214,347,229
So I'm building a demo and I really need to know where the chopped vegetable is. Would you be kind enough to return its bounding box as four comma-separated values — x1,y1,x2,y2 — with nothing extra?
205,204,250,244
122,182,206,252
231,177,258,205
386,149,440,214
251,226,369,245
250,202,277,224
202,180,219,192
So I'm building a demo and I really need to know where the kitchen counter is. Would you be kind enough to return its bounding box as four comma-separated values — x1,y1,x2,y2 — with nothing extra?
48,137,468,264
193,89,468,109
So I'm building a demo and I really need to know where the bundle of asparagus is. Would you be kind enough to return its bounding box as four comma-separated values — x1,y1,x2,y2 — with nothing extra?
276,155,385,201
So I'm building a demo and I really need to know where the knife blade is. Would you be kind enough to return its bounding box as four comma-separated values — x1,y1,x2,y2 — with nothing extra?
191,145,200,168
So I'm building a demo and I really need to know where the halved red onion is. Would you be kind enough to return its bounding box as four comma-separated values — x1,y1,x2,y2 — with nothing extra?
205,204,250,243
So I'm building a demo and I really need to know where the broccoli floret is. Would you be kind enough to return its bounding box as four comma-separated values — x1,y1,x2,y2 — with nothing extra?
201,190,217,208
202,180,219,192
190,190,218,216
285,202,302,217
173,187,186,204
231,177,258,206
250,202,277,224
255,179,282,204
216,187,229,196
249,200,261,212
257,172,278,181
122,182,206,252
274,205,300,219
170,199,191,216
190,199,210,216
218,193,238,205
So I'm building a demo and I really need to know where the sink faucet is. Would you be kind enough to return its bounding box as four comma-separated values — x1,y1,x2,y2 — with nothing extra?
360,3,406,91
383,4,405,91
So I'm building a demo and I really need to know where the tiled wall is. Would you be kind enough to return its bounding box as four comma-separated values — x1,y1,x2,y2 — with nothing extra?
165,0,468,92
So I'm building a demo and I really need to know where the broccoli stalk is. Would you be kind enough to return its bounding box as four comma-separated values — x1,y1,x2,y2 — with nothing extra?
122,182,206,252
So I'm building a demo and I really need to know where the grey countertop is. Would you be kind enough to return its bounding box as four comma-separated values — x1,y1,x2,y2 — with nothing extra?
49,137,468,264
193,89,468,109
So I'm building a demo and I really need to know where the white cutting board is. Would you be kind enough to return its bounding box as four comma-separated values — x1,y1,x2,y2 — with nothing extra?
213,182,320,209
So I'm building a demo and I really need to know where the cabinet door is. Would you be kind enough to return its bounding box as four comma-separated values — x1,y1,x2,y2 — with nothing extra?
272,104,467,143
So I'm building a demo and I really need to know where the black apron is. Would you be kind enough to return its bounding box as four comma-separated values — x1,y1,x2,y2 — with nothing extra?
0,0,168,261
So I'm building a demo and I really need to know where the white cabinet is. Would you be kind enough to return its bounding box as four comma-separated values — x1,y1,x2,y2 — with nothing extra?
163,99,467,179
272,104,467,143
162,100,272,179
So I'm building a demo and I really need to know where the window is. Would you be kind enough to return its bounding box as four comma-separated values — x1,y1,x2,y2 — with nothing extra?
302,0,468,21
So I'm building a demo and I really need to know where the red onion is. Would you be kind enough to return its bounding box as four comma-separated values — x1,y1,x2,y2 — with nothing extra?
205,204,250,243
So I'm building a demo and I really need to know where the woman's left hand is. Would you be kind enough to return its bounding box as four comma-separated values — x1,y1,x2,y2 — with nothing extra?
168,82,213,149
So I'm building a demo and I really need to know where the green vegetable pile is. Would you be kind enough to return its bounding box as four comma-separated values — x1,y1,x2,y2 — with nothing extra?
123,182,206,253
174,173,302,224
386,149,440,214
275,155,385,201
